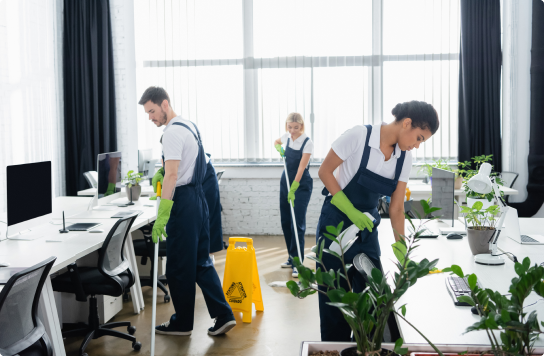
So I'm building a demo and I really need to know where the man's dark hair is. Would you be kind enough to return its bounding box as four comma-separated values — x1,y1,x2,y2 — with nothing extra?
391,100,439,135
138,86,171,106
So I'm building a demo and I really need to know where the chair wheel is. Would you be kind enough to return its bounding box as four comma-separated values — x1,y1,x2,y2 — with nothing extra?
164,295,171,303
128,326,136,335
133,341,142,351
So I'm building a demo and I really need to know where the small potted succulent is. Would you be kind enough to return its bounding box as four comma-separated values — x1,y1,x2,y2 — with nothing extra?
287,201,446,356
457,155,503,209
459,201,500,255
123,170,144,201
447,258,544,356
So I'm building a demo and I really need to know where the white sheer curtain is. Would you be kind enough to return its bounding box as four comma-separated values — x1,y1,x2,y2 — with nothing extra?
0,0,65,215
133,0,459,163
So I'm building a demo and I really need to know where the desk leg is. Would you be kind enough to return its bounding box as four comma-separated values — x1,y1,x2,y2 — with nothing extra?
39,278,66,356
125,233,145,313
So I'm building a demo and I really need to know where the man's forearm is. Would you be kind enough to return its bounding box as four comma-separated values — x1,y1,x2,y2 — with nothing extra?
162,174,177,200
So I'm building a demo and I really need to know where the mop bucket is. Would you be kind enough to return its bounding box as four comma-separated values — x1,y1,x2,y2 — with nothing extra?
222,237,264,323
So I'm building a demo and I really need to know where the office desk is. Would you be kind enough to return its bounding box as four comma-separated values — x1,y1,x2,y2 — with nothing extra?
77,185,155,197
0,197,159,356
376,218,544,350
407,180,518,202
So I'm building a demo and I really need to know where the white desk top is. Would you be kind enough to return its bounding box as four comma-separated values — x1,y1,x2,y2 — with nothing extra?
77,184,155,197
377,218,543,346
407,180,518,196
0,197,158,274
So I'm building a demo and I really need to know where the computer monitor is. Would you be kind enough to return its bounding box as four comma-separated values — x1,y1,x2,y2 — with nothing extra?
97,152,122,204
6,161,52,238
432,167,455,226
138,149,157,177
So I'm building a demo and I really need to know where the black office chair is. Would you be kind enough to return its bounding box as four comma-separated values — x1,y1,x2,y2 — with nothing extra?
500,171,519,204
52,214,142,356
0,256,56,356
131,224,170,303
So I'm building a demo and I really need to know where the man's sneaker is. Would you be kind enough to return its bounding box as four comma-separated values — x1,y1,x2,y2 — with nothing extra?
280,260,292,268
155,320,192,336
208,314,236,336
292,267,299,278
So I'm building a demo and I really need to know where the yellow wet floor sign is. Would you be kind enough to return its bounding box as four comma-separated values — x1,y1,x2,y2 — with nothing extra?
222,237,264,323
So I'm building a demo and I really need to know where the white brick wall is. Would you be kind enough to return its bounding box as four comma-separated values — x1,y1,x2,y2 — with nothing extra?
110,0,138,174
220,178,325,236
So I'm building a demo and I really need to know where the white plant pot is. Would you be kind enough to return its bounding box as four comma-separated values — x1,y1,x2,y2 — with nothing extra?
466,197,493,210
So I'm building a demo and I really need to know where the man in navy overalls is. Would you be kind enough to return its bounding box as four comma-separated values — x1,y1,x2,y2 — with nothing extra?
139,86,235,336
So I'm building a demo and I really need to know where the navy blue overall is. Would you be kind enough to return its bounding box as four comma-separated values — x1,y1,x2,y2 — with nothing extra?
162,122,232,331
280,137,313,264
316,125,405,341
202,153,224,253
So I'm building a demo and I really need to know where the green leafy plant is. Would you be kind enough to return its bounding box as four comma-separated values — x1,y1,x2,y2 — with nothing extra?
418,158,453,178
286,201,446,356
448,259,544,356
459,201,500,230
458,155,504,201
123,170,143,188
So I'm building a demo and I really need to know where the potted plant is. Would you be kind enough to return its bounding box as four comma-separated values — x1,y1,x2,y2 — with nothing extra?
447,259,544,356
418,159,458,186
287,201,446,356
123,170,144,201
458,201,500,255
457,155,503,209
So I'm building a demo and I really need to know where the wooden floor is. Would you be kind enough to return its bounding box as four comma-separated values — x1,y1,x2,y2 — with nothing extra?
64,235,321,356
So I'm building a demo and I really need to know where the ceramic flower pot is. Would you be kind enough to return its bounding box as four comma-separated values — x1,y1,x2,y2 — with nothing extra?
454,176,463,189
467,227,494,255
125,184,142,201
341,347,398,356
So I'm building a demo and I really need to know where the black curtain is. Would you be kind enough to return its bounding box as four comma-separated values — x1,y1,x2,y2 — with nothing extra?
510,0,544,217
63,0,117,196
458,0,502,171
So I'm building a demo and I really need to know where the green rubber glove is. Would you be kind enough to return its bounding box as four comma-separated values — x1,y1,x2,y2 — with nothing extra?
152,199,174,243
152,168,165,193
331,191,374,232
288,180,300,207
149,195,157,201
275,144,285,158
104,182,116,196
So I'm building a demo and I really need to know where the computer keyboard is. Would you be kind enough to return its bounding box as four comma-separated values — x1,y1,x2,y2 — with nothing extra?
521,235,538,243
446,276,483,306
408,226,437,238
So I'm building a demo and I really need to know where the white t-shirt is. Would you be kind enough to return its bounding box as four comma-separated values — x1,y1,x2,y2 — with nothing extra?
162,116,203,187
331,123,412,191
280,132,314,155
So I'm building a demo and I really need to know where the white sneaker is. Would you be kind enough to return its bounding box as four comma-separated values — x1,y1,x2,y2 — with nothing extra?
280,260,292,269
292,267,299,278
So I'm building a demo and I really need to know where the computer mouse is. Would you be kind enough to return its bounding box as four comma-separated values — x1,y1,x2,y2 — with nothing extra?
89,229,105,233
446,233,464,239
471,306,479,315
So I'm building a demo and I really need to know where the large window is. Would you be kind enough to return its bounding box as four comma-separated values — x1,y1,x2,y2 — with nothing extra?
134,0,459,163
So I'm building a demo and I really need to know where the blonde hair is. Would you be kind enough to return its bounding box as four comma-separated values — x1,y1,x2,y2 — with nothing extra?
285,112,305,133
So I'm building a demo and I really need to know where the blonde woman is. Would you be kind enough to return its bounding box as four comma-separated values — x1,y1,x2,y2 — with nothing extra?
273,113,314,278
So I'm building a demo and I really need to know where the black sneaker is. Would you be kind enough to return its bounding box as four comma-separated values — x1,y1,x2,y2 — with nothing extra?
208,314,236,336
155,316,192,336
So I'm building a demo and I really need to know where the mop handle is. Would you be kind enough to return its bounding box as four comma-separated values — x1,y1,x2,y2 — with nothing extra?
283,157,303,262
150,182,161,356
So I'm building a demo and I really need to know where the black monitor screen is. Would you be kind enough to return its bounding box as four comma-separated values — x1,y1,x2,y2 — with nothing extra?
97,152,122,199
7,161,52,226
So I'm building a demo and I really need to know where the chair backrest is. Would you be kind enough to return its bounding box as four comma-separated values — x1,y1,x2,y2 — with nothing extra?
0,256,56,356
84,171,98,188
501,171,519,189
98,214,138,278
